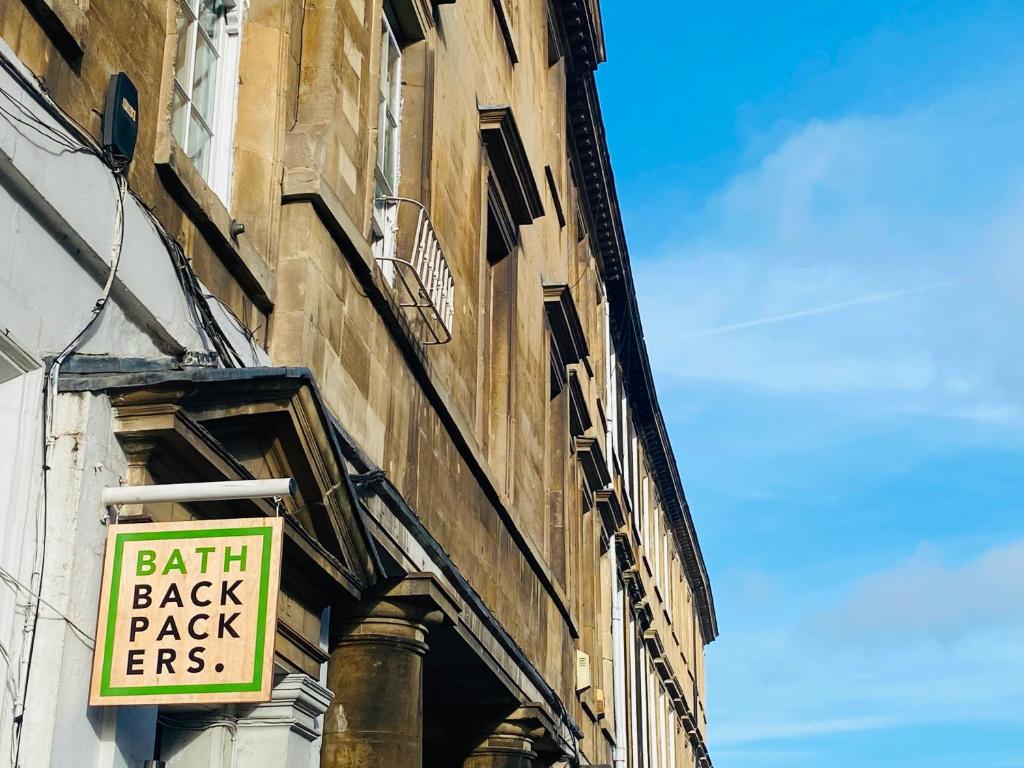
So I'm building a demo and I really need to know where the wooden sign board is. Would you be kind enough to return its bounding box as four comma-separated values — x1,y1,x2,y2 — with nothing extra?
89,517,282,706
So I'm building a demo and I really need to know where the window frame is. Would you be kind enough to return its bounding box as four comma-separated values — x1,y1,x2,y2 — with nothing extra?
371,3,404,283
171,0,244,205
374,4,403,203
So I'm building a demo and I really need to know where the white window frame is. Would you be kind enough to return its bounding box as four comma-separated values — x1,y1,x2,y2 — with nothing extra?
171,0,245,206
372,3,404,282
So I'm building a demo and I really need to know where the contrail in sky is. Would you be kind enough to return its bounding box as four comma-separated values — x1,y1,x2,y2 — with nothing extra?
679,280,954,340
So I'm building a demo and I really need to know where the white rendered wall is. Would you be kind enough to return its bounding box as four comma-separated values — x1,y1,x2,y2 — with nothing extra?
0,37,268,768
0,370,44,767
0,37,266,365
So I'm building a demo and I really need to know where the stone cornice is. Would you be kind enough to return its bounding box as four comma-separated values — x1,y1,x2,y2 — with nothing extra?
543,282,590,368
480,105,545,224
566,68,719,644
554,0,605,73
594,487,624,537
574,435,611,495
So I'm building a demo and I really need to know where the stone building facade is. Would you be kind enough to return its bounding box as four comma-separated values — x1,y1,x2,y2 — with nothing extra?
0,0,716,766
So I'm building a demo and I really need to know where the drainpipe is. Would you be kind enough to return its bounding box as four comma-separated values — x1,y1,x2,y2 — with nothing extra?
604,282,628,768
611,545,627,768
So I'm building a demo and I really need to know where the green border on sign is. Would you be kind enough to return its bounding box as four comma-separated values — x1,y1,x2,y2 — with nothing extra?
100,527,273,697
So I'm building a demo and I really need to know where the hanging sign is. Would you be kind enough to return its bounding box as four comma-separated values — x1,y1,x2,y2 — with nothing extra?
89,517,282,706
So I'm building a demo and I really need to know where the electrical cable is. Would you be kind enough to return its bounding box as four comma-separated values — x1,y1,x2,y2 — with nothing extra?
125,186,247,368
0,51,103,156
0,44,252,768
0,568,94,649
0,94,89,157
11,169,126,768
0,54,127,756
568,252,593,294
202,292,260,363
0,44,247,370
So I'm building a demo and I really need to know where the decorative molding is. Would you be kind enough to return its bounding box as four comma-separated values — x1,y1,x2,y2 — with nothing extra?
555,0,604,72
614,532,636,573
566,370,591,437
20,0,87,63
156,141,275,312
278,619,330,665
621,566,646,610
545,165,566,227
543,282,589,367
664,677,681,701
567,68,718,643
490,0,519,64
632,596,654,631
102,372,379,601
487,173,519,260
642,628,665,660
378,571,462,625
391,0,435,42
237,673,334,741
480,105,544,225
595,487,624,537
574,435,610,495
653,656,670,682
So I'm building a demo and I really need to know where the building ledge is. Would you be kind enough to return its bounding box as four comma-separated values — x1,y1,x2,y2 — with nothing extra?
21,0,86,63
479,105,543,224
156,140,275,312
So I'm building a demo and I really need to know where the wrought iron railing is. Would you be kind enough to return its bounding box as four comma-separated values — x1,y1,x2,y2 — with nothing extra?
374,196,455,345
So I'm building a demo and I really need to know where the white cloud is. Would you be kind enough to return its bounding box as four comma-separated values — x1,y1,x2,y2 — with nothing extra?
708,541,1024,755
677,281,954,341
818,540,1024,638
634,78,1024,423
636,45,1024,768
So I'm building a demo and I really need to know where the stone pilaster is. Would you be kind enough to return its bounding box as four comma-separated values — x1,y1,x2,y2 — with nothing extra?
160,674,332,768
234,673,333,768
321,574,459,768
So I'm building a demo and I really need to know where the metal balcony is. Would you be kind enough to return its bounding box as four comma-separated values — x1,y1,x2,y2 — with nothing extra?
375,196,455,345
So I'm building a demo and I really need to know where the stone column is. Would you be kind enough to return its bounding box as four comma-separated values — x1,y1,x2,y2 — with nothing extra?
463,718,541,768
321,574,459,768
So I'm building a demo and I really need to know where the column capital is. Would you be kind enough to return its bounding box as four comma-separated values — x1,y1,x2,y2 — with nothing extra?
464,707,555,767
464,726,538,767
331,572,460,654
378,571,461,623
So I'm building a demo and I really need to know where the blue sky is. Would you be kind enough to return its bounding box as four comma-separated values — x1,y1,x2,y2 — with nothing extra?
598,2,1024,766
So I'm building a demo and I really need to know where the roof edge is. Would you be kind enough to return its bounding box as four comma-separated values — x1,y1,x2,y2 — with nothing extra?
567,72,719,642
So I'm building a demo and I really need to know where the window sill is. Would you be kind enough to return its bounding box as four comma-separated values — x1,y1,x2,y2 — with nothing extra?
601,723,615,746
490,0,519,64
579,688,601,723
22,0,87,63
155,139,275,312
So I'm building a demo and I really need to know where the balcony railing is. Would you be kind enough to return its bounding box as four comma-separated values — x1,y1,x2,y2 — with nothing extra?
375,196,455,345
